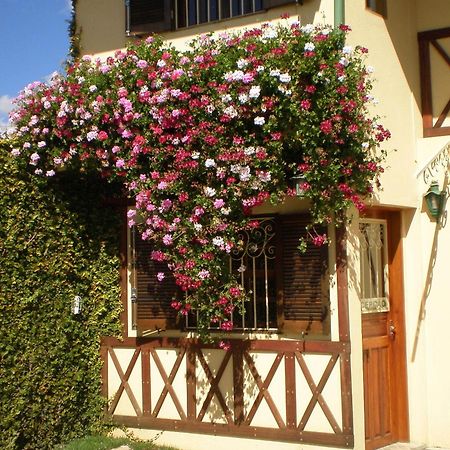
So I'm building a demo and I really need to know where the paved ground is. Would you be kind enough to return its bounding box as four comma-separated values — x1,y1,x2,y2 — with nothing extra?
380,443,450,450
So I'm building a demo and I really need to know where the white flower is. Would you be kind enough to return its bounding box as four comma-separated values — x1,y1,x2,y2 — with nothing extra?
362,142,370,149
301,24,314,34
224,106,238,118
232,70,245,81
279,73,291,83
342,45,353,55
256,65,265,72
10,148,21,157
192,151,200,159
304,42,315,51
238,93,249,104
248,85,261,99
205,104,215,114
262,28,278,40
213,236,224,247
37,141,46,148
194,223,203,231
258,171,271,182
156,59,166,68
46,170,56,177
221,94,232,103
205,158,216,168
237,58,248,69
89,85,97,92
221,207,231,216
269,69,281,77
34,168,43,175
244,146,255,155
86,130,98,141
254,116,265,126
30,152,40,165
204,187,216,197
339,57,350,67
367,66,375,73
239,166,251,181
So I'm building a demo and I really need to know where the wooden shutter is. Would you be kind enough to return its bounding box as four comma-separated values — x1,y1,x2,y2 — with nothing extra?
133,230,179,333
278,215,329,334
263,0,300,9
127,0,172,35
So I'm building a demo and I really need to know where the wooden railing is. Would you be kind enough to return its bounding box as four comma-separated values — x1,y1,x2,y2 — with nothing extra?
101,337,353,448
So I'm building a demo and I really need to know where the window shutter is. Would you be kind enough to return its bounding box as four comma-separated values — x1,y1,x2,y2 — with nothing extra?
263,0,299,10
133,230,179,333
278,215,329,334
127,0,172,35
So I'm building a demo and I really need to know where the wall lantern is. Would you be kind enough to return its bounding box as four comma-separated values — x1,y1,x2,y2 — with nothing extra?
291,174,308,197
72,295,83,315
424,181,444,219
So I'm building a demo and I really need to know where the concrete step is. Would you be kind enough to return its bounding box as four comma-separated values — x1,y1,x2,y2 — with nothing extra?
378,444,426,450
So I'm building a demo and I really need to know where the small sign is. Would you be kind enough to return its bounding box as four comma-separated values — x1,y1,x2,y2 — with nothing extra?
361,297,390,314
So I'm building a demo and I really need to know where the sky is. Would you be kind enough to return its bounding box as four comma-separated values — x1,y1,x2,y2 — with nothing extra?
0,0,72,131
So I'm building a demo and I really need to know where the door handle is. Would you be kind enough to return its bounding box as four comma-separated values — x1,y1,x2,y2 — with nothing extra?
389,321,396,340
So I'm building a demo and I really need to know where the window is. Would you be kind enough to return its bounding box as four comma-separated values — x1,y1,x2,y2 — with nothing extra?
125,0,298,35
366,0,387,18
129,214,329,335
418,27,450,137
359,220,389,314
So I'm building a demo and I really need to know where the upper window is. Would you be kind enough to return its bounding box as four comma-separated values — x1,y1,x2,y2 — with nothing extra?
125,0,298,35
129,214,330,335
366,0,387,18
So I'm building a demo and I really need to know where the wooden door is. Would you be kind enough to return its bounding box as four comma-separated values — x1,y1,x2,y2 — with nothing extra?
360,211,409,450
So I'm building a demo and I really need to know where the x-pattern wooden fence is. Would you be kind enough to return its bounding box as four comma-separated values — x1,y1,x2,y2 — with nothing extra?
101,337,353,447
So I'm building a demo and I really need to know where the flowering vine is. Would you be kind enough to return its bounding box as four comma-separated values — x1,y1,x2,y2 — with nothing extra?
8,20,389,338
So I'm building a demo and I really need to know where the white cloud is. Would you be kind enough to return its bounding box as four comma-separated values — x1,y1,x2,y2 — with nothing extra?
0,95,14,116
0,95,14,134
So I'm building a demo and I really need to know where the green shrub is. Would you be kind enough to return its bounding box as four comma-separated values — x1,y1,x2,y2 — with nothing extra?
0,142,123,449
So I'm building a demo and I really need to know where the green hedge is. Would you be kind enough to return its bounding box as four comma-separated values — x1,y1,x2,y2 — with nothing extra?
0,143,123,449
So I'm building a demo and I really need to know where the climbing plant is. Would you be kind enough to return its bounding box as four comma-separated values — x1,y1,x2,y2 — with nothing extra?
0,141,123,449
8,20,389,336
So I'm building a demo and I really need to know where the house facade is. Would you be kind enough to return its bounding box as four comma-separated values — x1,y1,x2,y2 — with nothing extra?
74,1,450,449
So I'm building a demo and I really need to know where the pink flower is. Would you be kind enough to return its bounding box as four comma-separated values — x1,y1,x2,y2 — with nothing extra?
229,287,241,297
213,199,225,209
320,120,333,134
151,250,166,261
219,340,231,351
98,130,108,141
171,300,182,310
157,272,165,281
162,234,173,246
220,321,234,331
312,234,327,246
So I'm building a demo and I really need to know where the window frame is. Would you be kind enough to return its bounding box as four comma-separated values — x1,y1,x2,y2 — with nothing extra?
127,212,330,336
358,218,390,314
125,0,299,35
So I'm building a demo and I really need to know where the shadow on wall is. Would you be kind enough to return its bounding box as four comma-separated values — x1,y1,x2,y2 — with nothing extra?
411,170,449,361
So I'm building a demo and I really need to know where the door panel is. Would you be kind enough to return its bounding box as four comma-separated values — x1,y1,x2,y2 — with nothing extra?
360,210,409,450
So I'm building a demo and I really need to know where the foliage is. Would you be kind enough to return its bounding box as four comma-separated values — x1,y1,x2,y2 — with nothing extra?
0,141,123,449
56,434,179,450
8,20,390,338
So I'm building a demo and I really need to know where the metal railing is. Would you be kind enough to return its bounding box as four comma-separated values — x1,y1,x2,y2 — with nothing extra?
174,0,264,29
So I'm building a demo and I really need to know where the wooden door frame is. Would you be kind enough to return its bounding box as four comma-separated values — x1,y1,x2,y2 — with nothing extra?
360,208,410,445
